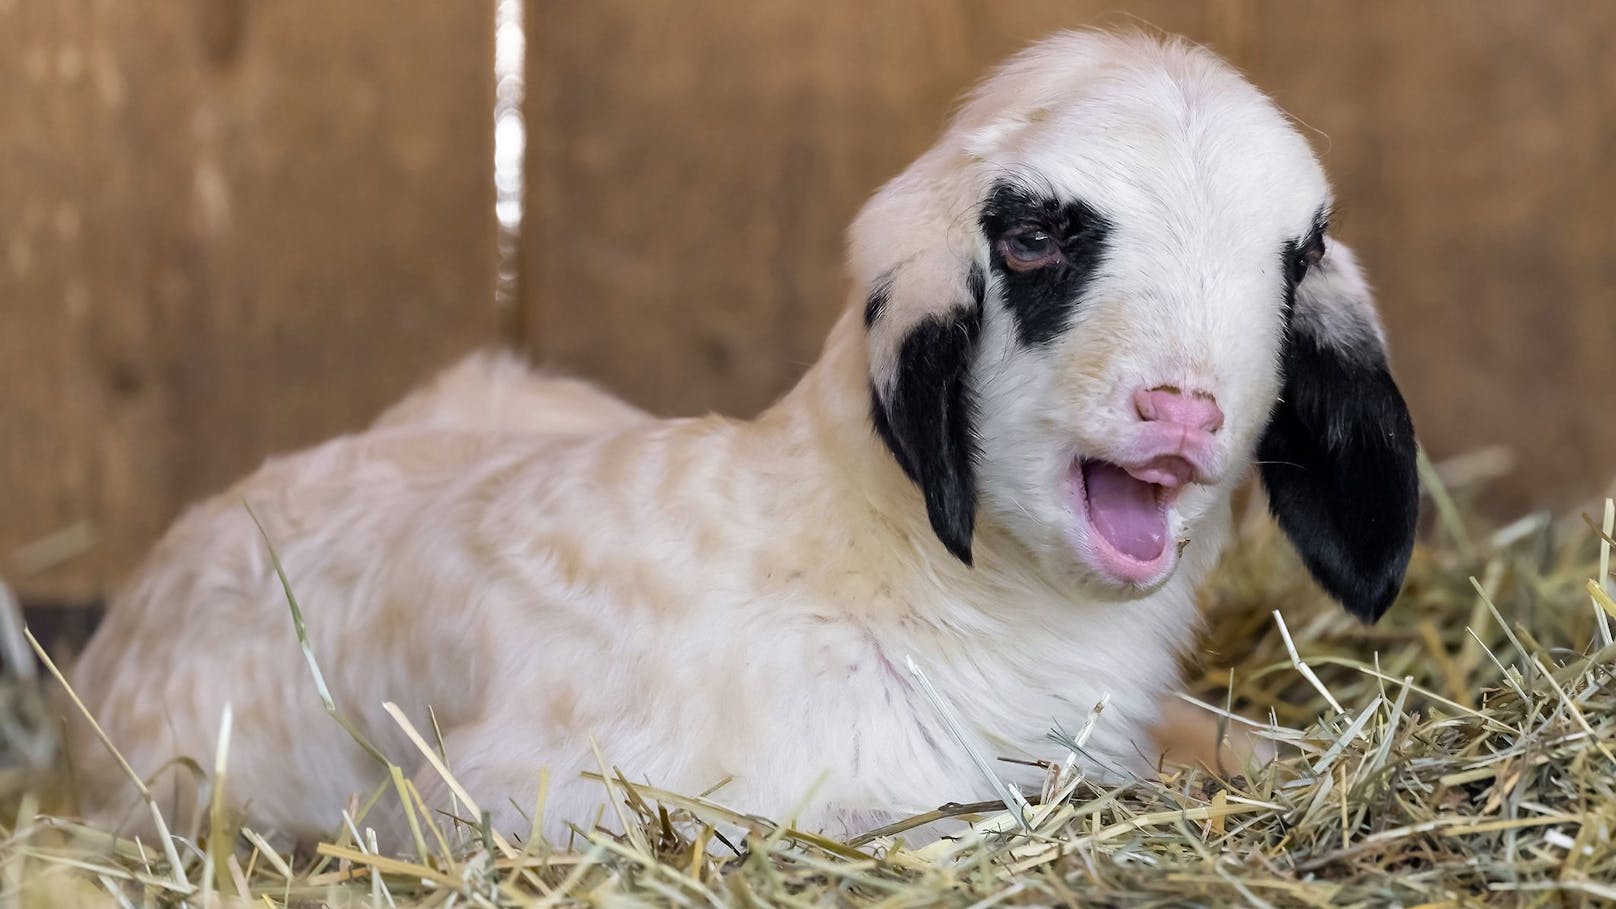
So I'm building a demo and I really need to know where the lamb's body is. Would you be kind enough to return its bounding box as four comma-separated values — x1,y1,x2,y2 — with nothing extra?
70,29,1419,848
72,321,1208,842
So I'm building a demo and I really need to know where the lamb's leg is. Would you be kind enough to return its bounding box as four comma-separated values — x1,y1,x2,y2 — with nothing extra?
1150,696,1276,776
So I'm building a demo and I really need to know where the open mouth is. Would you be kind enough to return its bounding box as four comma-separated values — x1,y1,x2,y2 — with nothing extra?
1074,458,1190,585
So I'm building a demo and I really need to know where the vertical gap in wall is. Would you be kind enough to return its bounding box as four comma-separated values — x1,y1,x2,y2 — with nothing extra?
492,0,527,345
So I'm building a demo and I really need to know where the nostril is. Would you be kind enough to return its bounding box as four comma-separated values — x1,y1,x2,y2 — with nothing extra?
1133,390,1157,421
1134,387,1224,434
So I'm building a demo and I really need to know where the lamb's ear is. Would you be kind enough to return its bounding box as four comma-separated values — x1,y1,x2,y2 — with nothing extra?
865,262,986,565
852,164,989,563
1258,241,1419,622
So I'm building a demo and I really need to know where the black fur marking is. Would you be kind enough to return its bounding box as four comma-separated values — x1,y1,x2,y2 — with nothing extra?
979,181,1112,346
1281,211,1332,319
869,384,911,481
966,261,986,309
1259,328,1418,623
870,305,983,564
864,274,893,328
1279,239,1301,320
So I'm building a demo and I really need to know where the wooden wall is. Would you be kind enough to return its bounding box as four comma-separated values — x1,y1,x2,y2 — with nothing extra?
4,1,1614,603
2,2,500,601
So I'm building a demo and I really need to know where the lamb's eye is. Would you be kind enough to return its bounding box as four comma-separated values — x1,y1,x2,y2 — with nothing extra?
1291,235,1326,283
999,229,1062,271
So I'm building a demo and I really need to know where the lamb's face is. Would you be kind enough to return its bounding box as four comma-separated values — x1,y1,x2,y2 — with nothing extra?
860,31,1419,620
968,73,1331,593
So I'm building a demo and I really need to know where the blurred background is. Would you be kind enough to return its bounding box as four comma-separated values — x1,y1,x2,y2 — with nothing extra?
3,1,1613,611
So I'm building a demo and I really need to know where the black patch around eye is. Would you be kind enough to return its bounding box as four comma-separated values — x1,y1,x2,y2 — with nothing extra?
1286,210,1331,285
979,181,1112,346
1280,208,1331,316
864,273,893,328
1280,238,1302,320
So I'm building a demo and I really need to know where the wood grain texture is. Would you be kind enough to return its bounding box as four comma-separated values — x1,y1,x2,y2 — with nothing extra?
1,1,500,600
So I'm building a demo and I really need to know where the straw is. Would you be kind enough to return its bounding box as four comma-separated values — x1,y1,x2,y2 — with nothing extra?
6,481,1616,905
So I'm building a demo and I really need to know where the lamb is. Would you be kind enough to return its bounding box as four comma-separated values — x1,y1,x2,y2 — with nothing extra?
66,28,1418,847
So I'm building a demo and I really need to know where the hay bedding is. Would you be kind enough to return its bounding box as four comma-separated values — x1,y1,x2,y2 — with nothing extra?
2,466,1614,907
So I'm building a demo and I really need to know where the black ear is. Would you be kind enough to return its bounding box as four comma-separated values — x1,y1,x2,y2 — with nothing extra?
1258,245,1418,622
869,266,985,564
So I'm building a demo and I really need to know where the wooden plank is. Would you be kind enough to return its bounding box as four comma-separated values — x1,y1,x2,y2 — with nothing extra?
522,1,1217,418
0,1,501,601
1,1,148,603
1236,0,1616,513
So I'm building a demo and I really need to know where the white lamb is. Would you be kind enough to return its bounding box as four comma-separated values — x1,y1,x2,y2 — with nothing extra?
68,29,1418,847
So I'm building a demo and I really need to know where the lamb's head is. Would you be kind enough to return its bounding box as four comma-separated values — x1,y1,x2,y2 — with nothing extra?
857,30,1417,621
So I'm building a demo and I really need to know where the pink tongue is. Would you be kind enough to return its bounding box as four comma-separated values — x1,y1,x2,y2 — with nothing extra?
1084,462,1167,561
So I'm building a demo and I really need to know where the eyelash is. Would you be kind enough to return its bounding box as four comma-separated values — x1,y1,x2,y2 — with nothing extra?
1292,235,1326,283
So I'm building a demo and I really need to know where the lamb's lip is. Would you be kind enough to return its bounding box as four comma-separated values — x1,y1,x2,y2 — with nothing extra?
1110,423,1224,490
1069,458,1176,586
1118,454,1200,492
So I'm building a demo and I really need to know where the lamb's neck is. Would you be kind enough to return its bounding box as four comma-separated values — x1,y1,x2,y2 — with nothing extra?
757,309,912,519
741,308,1039,621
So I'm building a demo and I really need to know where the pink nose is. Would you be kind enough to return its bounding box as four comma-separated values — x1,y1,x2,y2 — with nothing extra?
1134,386,1224,434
